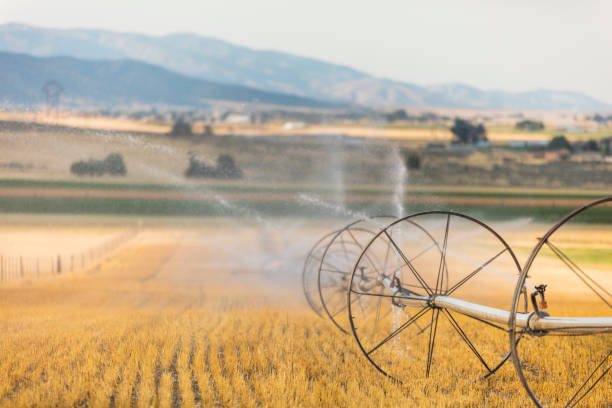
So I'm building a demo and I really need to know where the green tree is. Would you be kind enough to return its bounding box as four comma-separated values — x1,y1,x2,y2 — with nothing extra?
170,118,192,137
515,119,545,131
386,109,409,122
450,118,488,145
216,154,243,179
203,125,214,138
549,135,573,152
583,139,600,152
184,154,215,178
592,114,606,124
603,138,612,156
405,152,421,169
104,153,127,176
70,153,127,177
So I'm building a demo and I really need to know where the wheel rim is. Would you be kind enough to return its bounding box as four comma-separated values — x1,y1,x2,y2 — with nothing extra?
509,196,612,407
317,216,395,334
302,230,338,317
348,211,524,382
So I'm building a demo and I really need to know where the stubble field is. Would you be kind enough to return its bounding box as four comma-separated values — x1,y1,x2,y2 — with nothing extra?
0,219,609,407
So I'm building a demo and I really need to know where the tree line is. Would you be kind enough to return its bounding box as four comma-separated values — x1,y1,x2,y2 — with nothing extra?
70,152,243,179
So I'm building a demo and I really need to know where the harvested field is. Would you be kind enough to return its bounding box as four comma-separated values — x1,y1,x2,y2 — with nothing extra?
0,219,609,407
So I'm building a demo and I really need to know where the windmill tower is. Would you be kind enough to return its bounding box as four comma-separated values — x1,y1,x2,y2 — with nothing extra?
42,80,63,118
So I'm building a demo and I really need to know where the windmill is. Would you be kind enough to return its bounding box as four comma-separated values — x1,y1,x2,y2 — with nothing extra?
42,80,63,117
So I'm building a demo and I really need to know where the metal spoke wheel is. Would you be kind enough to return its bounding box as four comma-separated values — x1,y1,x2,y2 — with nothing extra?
318,217,395,334
348,211,526,382
510,197,612,407
302,230,338,317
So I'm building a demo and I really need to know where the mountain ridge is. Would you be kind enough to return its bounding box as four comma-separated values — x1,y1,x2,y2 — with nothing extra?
0,23,609,110
0,50,336,109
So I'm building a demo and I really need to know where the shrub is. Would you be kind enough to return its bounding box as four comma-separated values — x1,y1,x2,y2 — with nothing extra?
515,120,545,131
386,109,408,122
184,155,216,178
405,152,421,169
185,154,243,179
216,154,242,179
104,153,127,176
70,153,127,177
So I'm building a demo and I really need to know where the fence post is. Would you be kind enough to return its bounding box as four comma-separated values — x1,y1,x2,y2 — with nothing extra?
81,253,84,268
0,255,3,283
20,256,24,279
57,255,62,275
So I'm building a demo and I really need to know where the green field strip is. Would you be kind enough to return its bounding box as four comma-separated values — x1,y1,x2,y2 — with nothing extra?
0,196,610,222
0,178,608,201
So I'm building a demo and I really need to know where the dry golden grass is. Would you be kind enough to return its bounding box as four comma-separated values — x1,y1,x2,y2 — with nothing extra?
0,225,609,407
0,111,170,134
0,110,551,143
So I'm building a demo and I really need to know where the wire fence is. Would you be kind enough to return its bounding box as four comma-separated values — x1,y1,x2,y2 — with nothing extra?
0,228,139,284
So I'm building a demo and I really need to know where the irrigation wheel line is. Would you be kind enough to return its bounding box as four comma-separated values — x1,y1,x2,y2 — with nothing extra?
316,216,396,334
347,210,526,382
302,229,339,317
509,196,612,408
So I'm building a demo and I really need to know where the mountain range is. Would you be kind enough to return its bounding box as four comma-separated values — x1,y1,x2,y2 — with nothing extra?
0,51,332,109
0,23,609,111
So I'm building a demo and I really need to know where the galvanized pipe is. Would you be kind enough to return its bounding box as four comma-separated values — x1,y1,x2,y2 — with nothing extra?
388,292,612,335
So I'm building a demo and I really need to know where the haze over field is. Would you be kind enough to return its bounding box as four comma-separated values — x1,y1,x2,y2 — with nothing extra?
0,2,610,407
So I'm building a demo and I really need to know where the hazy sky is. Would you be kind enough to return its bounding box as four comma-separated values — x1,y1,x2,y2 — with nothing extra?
2,0,611,103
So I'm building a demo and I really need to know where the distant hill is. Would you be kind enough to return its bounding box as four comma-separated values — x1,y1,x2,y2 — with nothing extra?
0,23,609,110
0,51,334,109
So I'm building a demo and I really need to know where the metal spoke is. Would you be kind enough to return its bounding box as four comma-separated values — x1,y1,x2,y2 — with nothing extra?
324,287,346,306
366,306,430,356
545,240,612,309
448,308,509,332
546,240,611,298
311,256,350,275
350,289,425,300
566,350,611,408
352,286,426,336
408,320,431,341
443,310,492,373
436,214,450,294
319,268,350,276
332,293,363,317
339,234,351,260
346,229,365,251
372,286,385,337
425,308,441,377
382,230,393,273
320,282,342,289
410,242,437,264
383,230,434,296
369,302,395,332
352,269,427,291
358,242,438,287
347,229,381,273
446,248,509,296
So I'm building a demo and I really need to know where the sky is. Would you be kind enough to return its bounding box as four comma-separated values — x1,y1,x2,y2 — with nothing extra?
2,0,611,103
